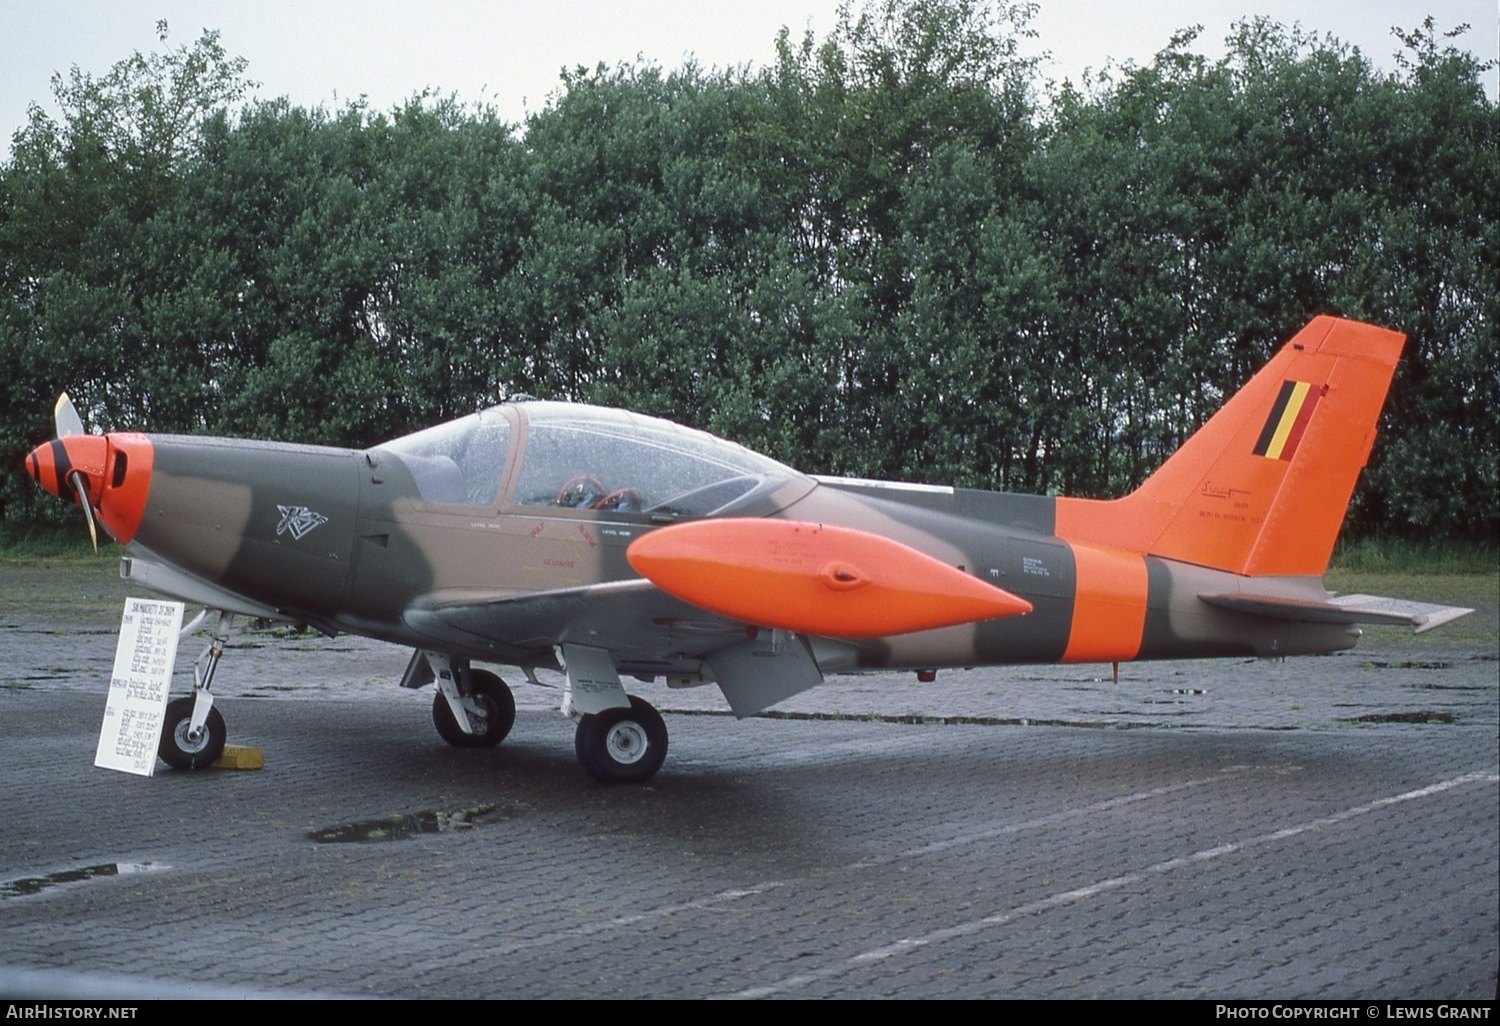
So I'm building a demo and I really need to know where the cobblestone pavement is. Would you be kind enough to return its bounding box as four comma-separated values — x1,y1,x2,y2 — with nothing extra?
0,561,1495,998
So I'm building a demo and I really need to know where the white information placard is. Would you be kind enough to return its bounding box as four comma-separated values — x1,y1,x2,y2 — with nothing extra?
95,598,185,776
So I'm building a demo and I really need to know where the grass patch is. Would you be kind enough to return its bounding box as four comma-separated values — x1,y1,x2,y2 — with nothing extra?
0,522,106,559
1331,537,1498,575
1322,571,1497,654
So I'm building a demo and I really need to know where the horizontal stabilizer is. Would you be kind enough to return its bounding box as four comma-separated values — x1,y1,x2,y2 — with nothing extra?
1200,592,1473,634
1325,594,1475,634
627,518,1032,638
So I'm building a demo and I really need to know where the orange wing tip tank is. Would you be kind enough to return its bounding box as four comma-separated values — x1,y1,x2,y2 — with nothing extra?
626,518,1032,638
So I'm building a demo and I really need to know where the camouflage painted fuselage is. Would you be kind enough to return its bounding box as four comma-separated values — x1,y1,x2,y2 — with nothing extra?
120,415,1357,684
35,317,1455,703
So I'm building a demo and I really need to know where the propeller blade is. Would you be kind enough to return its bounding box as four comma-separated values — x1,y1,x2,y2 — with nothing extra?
55,393,84,438
67,471,99,551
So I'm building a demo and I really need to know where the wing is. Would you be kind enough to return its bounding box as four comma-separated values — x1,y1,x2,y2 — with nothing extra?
404,580,856,717
404,579,745,675
402,518,1037,717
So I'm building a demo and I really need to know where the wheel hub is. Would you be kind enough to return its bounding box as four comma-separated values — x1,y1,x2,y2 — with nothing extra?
465,696,493,732
175,721,209,753
605,721,648,765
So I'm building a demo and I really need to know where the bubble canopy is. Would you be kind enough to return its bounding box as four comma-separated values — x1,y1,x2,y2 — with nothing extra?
377,401,808,517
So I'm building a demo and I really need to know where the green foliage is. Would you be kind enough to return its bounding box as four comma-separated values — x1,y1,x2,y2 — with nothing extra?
0,520,113,558
1330,537,1499,576
49,20,253,177
2,1,1495,541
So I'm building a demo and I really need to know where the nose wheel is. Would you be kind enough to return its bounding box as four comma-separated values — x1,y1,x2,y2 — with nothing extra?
159,697,227,769
574,696,668,783
158,609,234,771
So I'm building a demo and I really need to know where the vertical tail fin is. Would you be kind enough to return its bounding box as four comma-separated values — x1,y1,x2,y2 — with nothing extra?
1055,317,1405,577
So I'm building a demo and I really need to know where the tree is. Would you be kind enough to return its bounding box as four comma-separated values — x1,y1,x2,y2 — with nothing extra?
0,22,253,525
1,3,1493,542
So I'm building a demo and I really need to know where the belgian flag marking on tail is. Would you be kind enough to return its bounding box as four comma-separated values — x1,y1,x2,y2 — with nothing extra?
1253,380,1321,461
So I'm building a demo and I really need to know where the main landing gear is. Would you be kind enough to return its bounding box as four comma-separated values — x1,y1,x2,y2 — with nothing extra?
418,648,669,783
431,667,516,747
156,626,671,783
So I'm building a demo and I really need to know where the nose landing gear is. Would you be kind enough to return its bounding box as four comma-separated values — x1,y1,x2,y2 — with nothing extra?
158,610,232,770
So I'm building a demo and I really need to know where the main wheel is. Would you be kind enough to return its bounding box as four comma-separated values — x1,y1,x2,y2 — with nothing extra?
159,696,227,770
574,696,668,783
433,668,516,748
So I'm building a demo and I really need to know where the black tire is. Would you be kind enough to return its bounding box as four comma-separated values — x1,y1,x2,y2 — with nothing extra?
432,668,516,748
159,696,227,770
574,696,668,783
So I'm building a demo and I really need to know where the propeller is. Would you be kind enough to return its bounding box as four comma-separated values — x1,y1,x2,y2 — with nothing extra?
54,393,99,551
27,393,153,550
54,392,85,438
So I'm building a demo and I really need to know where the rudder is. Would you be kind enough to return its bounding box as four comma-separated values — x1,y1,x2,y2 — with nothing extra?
1054,317,1405,577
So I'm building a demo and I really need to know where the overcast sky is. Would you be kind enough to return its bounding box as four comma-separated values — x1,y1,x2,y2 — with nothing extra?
2,0,1495,152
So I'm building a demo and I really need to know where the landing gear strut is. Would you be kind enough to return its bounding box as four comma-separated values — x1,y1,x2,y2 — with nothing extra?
415,646,669,782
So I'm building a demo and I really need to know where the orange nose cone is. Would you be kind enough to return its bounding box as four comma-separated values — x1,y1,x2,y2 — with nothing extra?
24,433,152,545
628,518,1032,638
26,435,105,501
26,441,66,498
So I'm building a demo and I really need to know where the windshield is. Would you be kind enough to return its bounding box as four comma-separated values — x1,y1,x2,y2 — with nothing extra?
378,408,511,506
512,402,801,516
